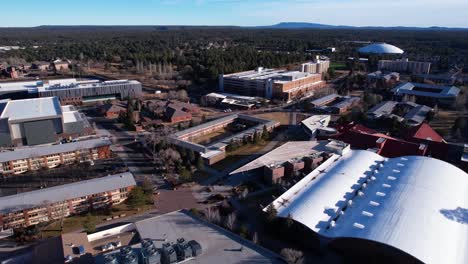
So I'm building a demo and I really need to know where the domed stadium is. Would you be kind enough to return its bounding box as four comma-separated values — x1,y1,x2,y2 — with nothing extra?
358,42,404,54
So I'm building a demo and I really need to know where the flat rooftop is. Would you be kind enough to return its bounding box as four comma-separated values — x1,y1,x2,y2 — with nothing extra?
231,141,327,175
367,101,399,118
135,211,282,264
311,94,339,106
224,68,317,83
0,78,141,94
0,97,62,122
0,172,135,214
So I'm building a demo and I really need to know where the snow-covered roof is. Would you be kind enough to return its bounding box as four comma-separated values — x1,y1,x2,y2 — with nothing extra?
269,150,468,264
300,115,331,134
0,172,136,214
0,97,62,122
358,43,404,54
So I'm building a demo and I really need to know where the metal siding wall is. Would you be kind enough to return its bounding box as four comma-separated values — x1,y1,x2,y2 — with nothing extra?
38,83,142,100
23,119,58,145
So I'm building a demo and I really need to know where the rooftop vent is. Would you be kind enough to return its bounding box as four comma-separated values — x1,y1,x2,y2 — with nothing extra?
353,223,365,229
362,211,374,217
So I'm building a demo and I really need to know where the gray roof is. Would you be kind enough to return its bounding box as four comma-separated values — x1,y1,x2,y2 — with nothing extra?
0,97,62,122
310,94,339,106
135,211,282,264
392,82,460,98
0,138,111,163
0,172,136,214
404,105,433,125
173,114,272,138
332,96,360,109
367,101,398,118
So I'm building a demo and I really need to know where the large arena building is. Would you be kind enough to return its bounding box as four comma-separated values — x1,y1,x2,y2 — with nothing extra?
0,97,92,146
0,78,142,104
358,43,404,55
267,149,468,263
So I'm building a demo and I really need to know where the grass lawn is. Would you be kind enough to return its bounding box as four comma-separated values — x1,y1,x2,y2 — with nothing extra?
330,62,347,70
192,170,212,182
40,203,153,238
211,140,272,171
429,110,467,141
255,112,292,125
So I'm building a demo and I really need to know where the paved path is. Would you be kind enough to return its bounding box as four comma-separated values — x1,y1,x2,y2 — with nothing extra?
91,117,155,184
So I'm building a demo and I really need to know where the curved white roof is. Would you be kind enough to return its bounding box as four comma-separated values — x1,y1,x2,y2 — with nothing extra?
358,43,404,54
270,150,468,264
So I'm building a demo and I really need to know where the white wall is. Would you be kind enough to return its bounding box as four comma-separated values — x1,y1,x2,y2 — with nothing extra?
87,223,135,242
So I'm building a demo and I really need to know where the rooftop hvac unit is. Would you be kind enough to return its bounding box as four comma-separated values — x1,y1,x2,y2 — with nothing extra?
161,246,177,264
120,253,138,264
141,239,161,264
144,247,162,264
103,254,119,264
173,239,193,261
120,247,132,255
119,246,138,264
141,239,154,249
187,240,202,257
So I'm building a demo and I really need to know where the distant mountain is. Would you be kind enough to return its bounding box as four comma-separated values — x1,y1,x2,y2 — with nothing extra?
258,22,468,31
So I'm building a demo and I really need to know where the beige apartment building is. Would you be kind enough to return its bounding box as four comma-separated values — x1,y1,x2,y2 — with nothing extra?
378,58,431,74
300,56,330,74
0,173,136,230
0,138,112,176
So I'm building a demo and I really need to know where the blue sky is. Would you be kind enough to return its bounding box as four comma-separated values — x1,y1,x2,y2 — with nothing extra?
1,0,467,28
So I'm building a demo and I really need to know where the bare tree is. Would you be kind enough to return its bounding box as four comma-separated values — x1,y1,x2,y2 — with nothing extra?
177,90,189,102
252,232,259,244
159,149,181,170
205,207,220,224
280,248,304,264
240,188,249,199
225,213,236,231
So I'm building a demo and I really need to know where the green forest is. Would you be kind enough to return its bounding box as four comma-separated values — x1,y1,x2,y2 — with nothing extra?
1,26,468,82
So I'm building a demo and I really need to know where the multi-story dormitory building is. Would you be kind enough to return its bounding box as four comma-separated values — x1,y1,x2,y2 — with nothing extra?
378,58,431,75
0,172,136,230
0,138,112,176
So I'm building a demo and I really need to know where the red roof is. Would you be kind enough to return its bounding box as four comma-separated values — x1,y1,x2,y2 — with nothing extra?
405,123,444,143
326,123,427,158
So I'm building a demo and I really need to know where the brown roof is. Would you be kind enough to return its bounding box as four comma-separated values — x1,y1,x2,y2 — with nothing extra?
165,106,191,120
102,103,126,113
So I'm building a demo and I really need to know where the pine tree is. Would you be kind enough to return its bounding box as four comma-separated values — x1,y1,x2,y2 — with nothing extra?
265,204,277,223
262,125,269,140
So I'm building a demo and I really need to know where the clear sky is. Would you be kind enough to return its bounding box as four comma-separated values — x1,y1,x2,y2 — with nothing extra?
1,0,467,28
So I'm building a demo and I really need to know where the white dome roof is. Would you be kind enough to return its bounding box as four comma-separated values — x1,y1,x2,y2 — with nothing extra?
358,42,404,54
269,150,468,264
